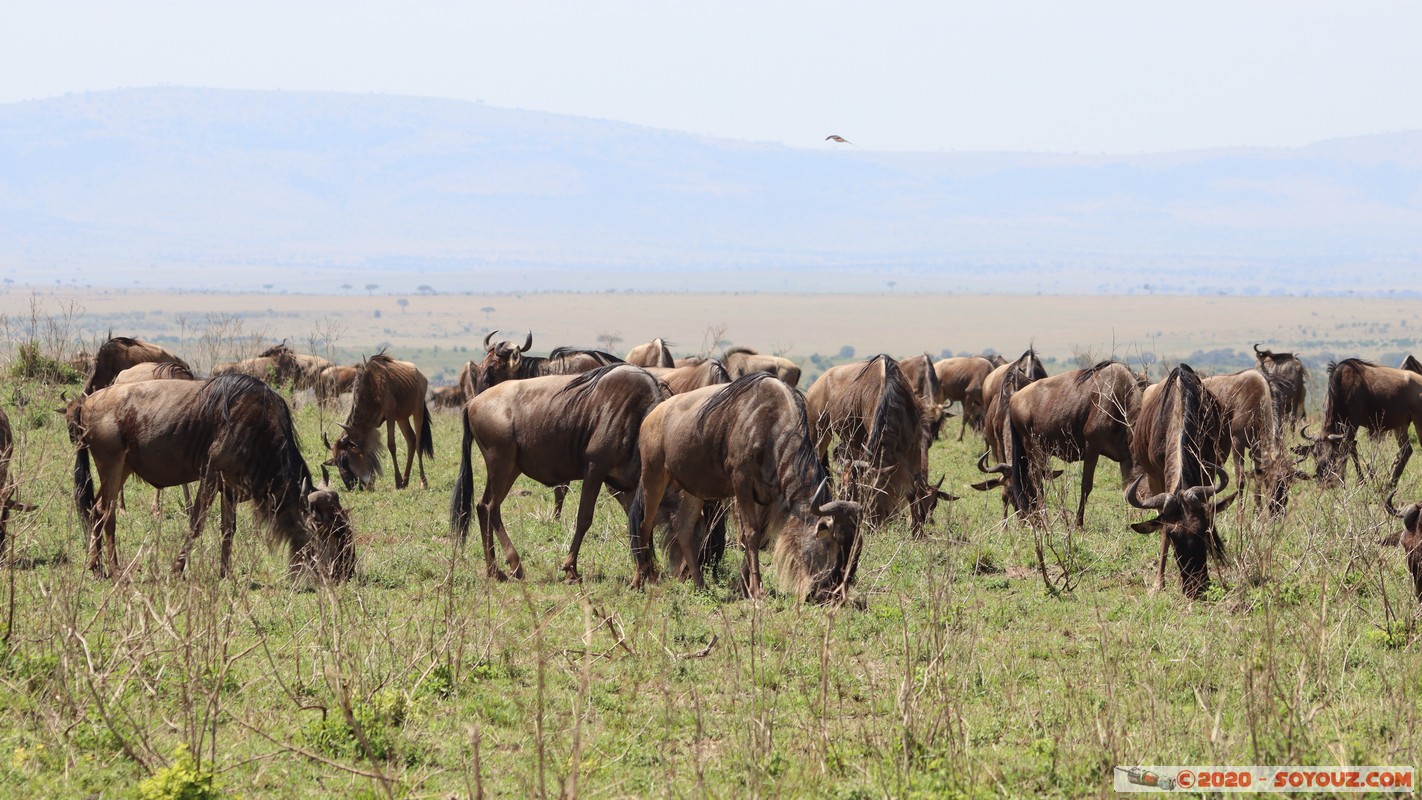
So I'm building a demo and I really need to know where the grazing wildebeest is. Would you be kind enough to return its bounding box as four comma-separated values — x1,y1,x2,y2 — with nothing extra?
83,336,190,395
721,347,802,387
630,373,861,600
69,375,355,581
806,355,951,537
326,353,433,490
471,330,623,394
1299,358,1422,488
213,352,299,386
972,349,1049,509
429,384,466,409
112,361,195,384
0,407,36,558
934,356,995,441
1127,364,1235,597
644,359,732,394
1253,343,1308,424
1380,490,1422,600
1202,369,1296,514
450,364,669,582
982,361,1140,527
258,343,335,391
626,337,675,368
316,364,358,407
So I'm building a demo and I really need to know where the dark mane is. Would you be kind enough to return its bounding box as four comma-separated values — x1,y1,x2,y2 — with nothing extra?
558,363,660,403
697,372,825,507
548,347,622,364
1157,365,1209,490
859,355,919,466
1321,358,1373,434
1074,360,1119,384
195,375,313,527
723,346,760,358
705,359,731,384
697,371,777,425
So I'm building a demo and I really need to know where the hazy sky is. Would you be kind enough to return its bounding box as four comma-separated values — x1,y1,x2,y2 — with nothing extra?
4,1,1420,153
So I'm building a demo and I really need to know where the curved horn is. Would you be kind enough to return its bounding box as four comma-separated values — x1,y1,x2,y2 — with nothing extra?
337,422,354,434
483,329,499,352
322,430,332,449
810,477,831,512
520,331,533,353
1125,475,1169,510
1253,342,1264,356
976,451,1010,475
1384,489,1407,519
1184,464,1230,504
60,390,69,402
1299,424,1315,442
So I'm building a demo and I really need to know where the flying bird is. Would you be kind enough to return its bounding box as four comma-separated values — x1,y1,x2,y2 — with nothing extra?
825,135,854,145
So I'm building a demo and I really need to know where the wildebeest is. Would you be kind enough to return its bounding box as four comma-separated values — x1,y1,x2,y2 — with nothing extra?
0,407,35,558
933,356,995,441
644,359,732,394
429,384,466,409
982,361,1140,527
69,375,354,581
112,361,195,384
1202,369,1296,514
1253,343,1308,424
258,343,335,391
806,355,950,537
83,336,190,395
326,353,433,490
721,347,802,387
450,364,669,582
630,373,861,600
212,352,298,386
1127,364,1235,597
1301,358,1422,488
316,364,358,407
1380,490,1422,600
471,330,623,394
626,337,675,368
972,349,1049,508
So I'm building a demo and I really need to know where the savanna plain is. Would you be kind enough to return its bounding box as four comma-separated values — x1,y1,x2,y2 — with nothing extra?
0,290,1419,799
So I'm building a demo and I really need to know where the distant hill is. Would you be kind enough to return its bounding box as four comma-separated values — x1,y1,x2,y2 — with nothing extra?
0,87,1418,294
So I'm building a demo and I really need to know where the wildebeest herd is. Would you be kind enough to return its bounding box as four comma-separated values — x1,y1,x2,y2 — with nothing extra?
22,332,1422,603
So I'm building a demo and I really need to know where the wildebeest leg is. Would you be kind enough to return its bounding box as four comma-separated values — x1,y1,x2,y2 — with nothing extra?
475,462,522,580
386,419,405,489
1154,533,1170,592
734,486,767,599
561,475,605,584
630,475,670,588
90,457,130,578
669,493,708,588
1076,452,1098,528
397,416,422,489
1388,427,1413,488
176,478,218,575
151,487,163,517
552,484,569,519
957,402,969,442
218,485,237,579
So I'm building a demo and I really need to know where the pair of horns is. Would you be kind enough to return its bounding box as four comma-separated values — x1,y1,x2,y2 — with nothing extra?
1125,466,1229,511
1298,425,1346,443
483,330,533,353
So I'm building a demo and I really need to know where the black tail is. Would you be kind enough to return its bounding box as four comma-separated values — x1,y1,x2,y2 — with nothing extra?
1006,415,1035,516
73,444,96,534
419,403,435,458
627,486,651,568
449,409,475,542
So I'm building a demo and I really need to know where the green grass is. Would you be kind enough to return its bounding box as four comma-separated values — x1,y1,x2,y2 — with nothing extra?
0,381,1419,798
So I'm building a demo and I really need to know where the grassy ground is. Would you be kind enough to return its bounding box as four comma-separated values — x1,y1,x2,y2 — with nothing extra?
1,378,1419,799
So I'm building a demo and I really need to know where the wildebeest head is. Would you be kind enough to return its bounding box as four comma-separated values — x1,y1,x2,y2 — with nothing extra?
303,485,356,582
1126,468,1236,598
1381,490,1422,600
324,427,382,491
1295,423,1350,488
475,330,533,392
779,491,863,603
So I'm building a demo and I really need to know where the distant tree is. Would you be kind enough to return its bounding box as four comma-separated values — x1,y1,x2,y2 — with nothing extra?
340,283,353,293
373,309,381,318
365,284,379,295
481,306,495,322
397,298,410,313
886,280,897,292
262,284,274,291
417,285,435,295
837,345,855,360
597,331,624,352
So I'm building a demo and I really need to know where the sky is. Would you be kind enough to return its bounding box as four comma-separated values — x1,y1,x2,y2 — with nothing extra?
3,1,1421,153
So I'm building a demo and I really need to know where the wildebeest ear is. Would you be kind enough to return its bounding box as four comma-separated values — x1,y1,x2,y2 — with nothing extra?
321,465,332,487
970,478,1003,491
1131,519,1164,533
935,489,959,501
321,457,336,466
1047,469,1065,479
1211,492,1239,514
